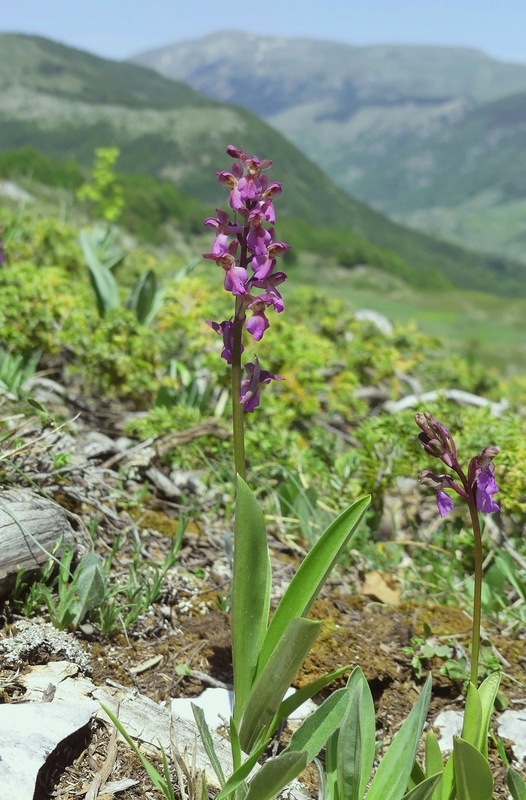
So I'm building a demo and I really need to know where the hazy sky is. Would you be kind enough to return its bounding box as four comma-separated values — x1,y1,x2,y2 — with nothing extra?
2,0,526,64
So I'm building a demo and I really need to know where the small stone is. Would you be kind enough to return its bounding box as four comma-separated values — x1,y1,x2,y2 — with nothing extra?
497,708,526,764
433,709,463,753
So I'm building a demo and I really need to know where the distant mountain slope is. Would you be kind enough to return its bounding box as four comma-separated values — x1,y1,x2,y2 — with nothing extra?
132,32,526,263
1,33,525,295
351,91,526,263
1,33,208,108
132,32,526,182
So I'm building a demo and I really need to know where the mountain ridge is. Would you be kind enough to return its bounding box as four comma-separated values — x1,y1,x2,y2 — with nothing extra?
131,32,526,263
0,32,525,295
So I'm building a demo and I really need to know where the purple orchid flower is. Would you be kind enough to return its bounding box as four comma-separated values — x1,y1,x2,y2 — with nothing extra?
475,468,500,513
206,319,243,364
245,297,271,341
240,358,283,412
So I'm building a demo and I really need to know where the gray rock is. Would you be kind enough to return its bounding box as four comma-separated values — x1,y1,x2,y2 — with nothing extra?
498,708,526,764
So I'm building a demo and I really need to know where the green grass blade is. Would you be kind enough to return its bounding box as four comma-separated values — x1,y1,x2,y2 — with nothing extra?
191,703,225,788
101,704,171,796
160,747,176,800
365,673,432,800
257,495,370,675
239,617,322,753
232,477,272,724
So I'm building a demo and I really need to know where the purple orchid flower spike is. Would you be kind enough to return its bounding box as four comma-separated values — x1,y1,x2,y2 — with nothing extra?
418,469,467,518
415,411,458,469
436,491,454,518
205,145,290,416
245,297,271,341
416,413,500,518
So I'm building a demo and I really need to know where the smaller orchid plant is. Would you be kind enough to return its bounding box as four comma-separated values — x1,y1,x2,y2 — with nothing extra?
415,411,499,688
414,411,524,800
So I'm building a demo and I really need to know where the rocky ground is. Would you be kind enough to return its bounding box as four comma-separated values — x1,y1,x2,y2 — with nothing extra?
0,386,524,799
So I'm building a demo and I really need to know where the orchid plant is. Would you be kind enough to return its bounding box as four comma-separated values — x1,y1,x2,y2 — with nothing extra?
197,145,371,798
105,146,370,800
414,411,525,800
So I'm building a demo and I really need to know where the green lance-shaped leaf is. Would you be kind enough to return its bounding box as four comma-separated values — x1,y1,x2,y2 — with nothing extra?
231,477,271,725
474,671,500,758
408,761,426,790
248,691,351,800
422,731,444,800
71,552,107,628
424,731,443,780
460,681,482,752
80,228,120,316
257,495,370,676
286,687,350,763
508,767,526,800
244,751,308,800
92,223,126,271
365,673,432,800
127,269,164,325
215,739,272,800
452,737,493,800
272,664,350,736
239,617,322,753
438,755,455,800
461,672,501,760
335,667,376,800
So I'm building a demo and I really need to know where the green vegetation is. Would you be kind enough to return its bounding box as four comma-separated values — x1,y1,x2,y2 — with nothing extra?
1,197,526,601
12,527,184,637
0,135,525,649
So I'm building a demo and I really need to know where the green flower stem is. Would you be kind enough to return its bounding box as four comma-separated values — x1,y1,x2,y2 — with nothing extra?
231,297,246,482
467,496,483,686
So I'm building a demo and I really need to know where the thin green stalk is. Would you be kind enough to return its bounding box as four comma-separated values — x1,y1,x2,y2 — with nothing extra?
467,497,483,686
231,297,246,481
